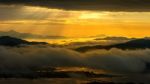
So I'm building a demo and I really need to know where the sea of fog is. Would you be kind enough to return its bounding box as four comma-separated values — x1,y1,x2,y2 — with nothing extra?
0,37,148,84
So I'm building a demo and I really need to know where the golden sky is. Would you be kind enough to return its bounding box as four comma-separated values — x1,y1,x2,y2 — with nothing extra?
0,6,150,38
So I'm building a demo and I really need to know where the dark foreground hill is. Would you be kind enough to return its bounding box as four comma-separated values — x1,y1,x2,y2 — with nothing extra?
0,36,48,46
75,39,150,52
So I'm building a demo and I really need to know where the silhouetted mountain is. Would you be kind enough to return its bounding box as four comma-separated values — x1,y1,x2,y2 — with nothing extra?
75,39,150,52
0,36,48,46
95,36,133,41
108,39,150,49
0,30,67,39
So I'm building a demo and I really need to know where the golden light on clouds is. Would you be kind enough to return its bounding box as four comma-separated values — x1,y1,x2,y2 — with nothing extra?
78,12,107,19
0,6,150,38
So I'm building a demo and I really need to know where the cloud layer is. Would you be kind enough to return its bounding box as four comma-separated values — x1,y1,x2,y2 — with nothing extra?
0,0,150,11
0,45,150,74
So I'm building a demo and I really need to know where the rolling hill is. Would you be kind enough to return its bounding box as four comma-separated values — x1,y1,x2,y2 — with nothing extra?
75,39,150,52
0,36,48,47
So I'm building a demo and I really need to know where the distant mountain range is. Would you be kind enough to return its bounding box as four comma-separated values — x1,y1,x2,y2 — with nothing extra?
95,36,135,41
0,36,48,47
1,35,150,51
0,30,66,39
75,38,150,52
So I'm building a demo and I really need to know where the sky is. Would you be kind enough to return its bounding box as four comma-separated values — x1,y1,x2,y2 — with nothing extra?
0,0,150,38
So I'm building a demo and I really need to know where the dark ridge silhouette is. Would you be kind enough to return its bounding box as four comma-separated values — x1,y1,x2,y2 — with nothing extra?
94,36,133,41
75,39,150,52
107,39,150,49
0,36,48,46
0,30,67,39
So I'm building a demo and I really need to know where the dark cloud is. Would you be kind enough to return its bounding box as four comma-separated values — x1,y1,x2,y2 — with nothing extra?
0,0,150,11
0,5,49,21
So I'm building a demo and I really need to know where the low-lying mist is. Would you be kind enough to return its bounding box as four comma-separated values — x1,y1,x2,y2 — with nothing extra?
0,45,150,74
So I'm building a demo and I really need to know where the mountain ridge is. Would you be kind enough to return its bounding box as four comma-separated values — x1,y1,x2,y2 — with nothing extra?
0,30,66,39
75,38,150,52
0,36,48,47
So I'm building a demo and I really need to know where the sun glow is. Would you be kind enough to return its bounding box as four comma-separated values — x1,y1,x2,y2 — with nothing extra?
79,12,107,19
